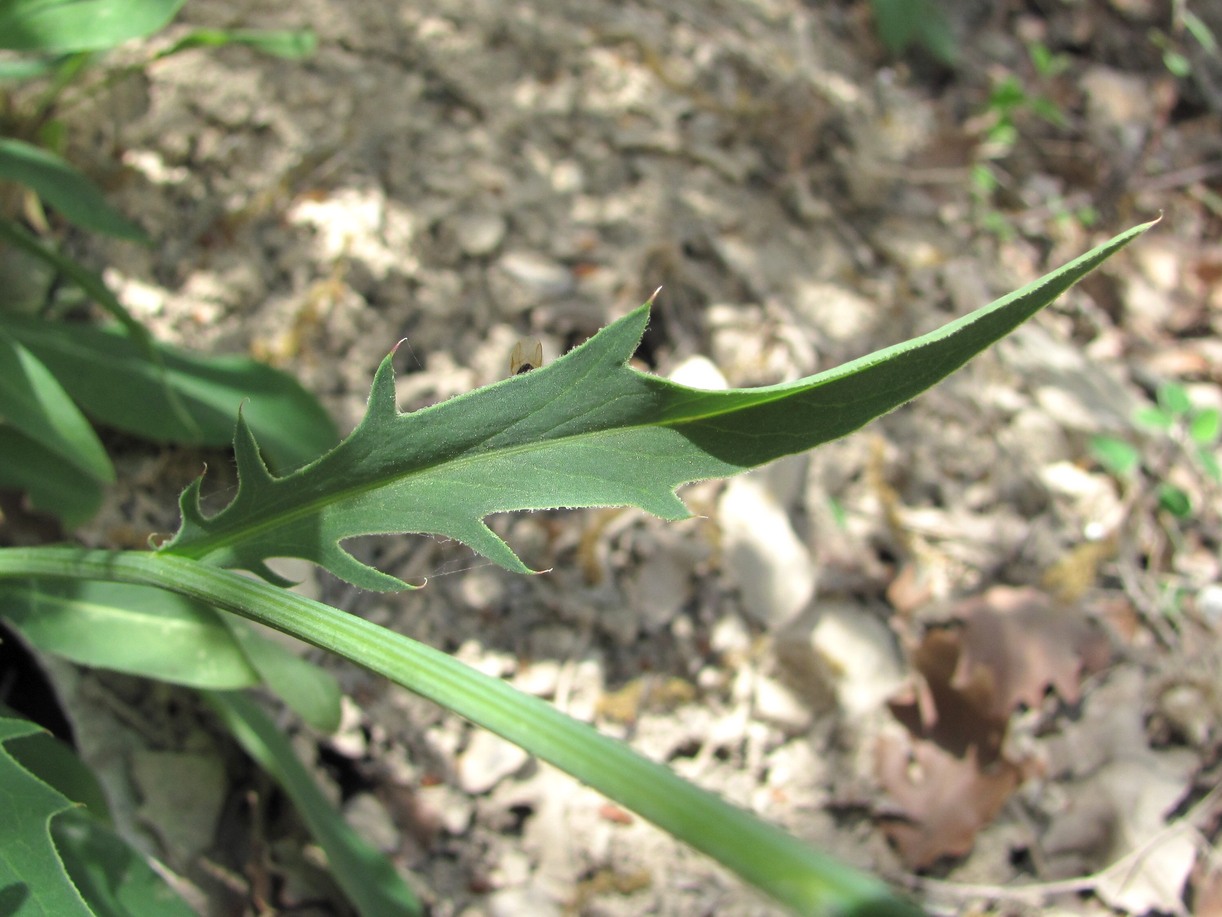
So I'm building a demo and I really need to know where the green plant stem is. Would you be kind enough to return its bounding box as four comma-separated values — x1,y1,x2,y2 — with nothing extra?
0,545,921,917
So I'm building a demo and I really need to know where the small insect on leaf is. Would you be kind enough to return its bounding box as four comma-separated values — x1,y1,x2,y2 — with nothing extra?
510,339,544,375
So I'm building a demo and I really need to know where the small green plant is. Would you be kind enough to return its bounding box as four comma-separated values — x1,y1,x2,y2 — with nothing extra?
0,3,1164,915
970,42,1084,240
1,212,1156,913
1149,0,1219,79
1091,380,1221,519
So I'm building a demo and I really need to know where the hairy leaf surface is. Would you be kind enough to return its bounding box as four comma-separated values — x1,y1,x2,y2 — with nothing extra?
162,222,1154,591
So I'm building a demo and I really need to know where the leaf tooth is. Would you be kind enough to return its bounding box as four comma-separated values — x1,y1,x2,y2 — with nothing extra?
232,409,276,490
445,518,535,576
365,354,401,423
176,475,208,527
632,486,691,522
246,560,297,589
323,543,415,592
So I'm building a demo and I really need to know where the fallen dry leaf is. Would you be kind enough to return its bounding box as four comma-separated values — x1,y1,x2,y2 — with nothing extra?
890,586,1110,762
889,626,1008,761
955,586,1110,717
875,730,1021,870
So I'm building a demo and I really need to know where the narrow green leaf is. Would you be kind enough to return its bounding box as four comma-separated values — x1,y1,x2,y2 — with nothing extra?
159,27,317,60
0,0,188,52
0,217,158,351
1,579,261,689
0,138,146,241
1182,9,1219,54
0,425,106,525
1,313,339,472
214,615,342,732
205,691,422,917
0,715,92,917
0,330,114,483
1,579,341,730
163,221,1156,591
0,548,919,915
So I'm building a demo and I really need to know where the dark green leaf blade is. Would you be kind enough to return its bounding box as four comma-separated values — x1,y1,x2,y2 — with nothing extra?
0,138,146,240
0,330,114,483
1,579,262,689
1,314,339,472
0,0,188,52
0,425,106,525
162,221,1155,591
0,716,93,917
1,720,112,823
0,217,156,346
1,579,340,730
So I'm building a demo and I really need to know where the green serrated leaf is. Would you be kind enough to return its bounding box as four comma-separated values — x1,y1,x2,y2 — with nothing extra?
0,716,93,916
0,0,188,53
0,716,111,823
162,221,1156,591
0,138,147,241
0,711,194,914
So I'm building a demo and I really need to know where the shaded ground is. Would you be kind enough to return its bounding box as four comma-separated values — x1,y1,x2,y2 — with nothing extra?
18,0,1222,913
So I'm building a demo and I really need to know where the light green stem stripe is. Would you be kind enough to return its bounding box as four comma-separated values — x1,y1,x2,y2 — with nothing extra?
0,546,922,916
